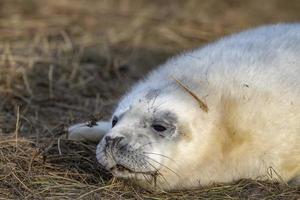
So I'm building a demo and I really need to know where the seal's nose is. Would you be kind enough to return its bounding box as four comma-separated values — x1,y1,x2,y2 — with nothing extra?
105,136,112,143
105,136,124,147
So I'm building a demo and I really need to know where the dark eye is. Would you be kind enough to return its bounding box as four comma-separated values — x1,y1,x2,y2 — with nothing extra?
151,124,167,132
112,116,118,127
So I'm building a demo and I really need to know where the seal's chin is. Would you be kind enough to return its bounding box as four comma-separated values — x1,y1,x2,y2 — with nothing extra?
110,164,157,180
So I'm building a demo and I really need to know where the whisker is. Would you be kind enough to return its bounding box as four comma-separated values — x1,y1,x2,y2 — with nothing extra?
143,152,178,164
144,155,180,178
104,145,114,161
136,142,153,151
152,101,167,113
150,92,159,111
143,159,169,187
141,173,152,185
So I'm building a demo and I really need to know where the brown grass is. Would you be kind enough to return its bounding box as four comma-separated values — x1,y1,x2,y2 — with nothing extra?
0,0,300,199
1,135,299,199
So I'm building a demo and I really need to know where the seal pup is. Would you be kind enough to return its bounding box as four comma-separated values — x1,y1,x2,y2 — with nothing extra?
68,24,300,190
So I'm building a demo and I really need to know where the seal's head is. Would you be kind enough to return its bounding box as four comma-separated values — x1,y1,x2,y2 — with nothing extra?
96,82,210,190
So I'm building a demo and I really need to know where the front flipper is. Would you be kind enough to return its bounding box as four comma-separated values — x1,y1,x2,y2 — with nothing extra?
68,121,111,142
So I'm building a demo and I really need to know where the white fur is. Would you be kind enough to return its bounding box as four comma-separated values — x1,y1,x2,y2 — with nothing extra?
68,24,300,190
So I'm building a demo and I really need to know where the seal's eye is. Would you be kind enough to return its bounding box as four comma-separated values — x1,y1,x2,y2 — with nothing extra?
112,116,118,128
151,124,167,132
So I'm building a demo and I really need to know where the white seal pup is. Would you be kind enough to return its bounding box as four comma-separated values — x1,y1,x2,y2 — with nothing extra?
68,24,300,190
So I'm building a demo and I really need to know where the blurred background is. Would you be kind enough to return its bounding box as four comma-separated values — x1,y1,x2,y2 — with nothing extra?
0,1,300,199
0,0,300,137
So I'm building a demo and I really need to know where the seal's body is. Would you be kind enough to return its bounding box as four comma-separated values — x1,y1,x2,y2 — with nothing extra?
69,24,300,190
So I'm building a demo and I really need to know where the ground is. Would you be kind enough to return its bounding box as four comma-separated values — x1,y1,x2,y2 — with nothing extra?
0,0,300,199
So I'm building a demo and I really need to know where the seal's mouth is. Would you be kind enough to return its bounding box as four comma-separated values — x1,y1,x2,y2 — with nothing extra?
110,164,157,176
111,164,132,173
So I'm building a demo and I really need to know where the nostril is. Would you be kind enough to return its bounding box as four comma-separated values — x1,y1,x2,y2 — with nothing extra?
113,136,124,143
112,136,125,146
105,136,125,146
105,136,112,143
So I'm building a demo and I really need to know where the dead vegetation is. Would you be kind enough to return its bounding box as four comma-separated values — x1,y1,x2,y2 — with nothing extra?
0,0,299,199
1,135,299,199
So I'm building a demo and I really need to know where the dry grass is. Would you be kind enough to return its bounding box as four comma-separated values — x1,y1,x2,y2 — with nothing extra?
1,135,299,199
0,0,300,199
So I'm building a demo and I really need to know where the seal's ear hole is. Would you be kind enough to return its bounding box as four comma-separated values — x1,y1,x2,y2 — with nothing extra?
151,124,167,132
112,116,118,127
